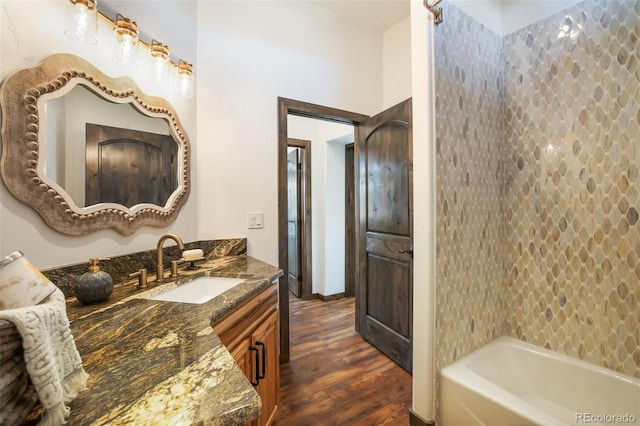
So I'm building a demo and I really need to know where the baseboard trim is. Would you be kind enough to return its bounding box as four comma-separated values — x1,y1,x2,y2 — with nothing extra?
313,292,346,302
409,409,434,426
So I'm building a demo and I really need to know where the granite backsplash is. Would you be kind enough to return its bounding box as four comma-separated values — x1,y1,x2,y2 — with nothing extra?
43,238,247,298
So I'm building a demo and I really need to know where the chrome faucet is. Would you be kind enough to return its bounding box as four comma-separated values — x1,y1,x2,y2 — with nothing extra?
156,233,185,283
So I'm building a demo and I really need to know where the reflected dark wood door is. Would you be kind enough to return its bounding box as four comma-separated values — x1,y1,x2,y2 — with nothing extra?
356,98,413,372
86,123,176,207
287,149,302,298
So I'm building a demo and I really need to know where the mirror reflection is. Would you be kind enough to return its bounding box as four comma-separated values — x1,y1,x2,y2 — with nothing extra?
43,84,178,208
0,53,190,235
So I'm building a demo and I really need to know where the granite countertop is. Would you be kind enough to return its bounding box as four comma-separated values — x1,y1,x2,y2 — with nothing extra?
46,255,282,425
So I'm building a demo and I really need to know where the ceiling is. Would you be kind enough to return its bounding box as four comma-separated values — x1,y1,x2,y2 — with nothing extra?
310,0,411,32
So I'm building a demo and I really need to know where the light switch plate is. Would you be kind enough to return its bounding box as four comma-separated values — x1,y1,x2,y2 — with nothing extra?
247,212,263,229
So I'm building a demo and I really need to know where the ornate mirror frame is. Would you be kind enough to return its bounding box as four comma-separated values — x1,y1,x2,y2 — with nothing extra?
0,53,190,235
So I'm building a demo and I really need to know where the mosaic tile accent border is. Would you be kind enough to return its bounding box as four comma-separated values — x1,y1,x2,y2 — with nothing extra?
504,0,640,378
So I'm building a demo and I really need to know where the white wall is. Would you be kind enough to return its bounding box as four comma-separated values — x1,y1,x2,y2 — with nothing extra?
1,0,387,270
383,15,412,109
0,1,197,268
320,127,352,297
410,0,436,421
195,1,383,266
288,115,353,297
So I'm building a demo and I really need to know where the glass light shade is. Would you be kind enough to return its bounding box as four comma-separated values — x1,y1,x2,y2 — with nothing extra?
64,0,98,44
113,15,139,67
177,60,194,98
150,41,170,83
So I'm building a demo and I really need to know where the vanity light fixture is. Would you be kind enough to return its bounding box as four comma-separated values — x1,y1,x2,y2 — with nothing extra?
64,0,195,97
64,0,98,44
177,60,194,99
150,39,171,83
113,14,139,67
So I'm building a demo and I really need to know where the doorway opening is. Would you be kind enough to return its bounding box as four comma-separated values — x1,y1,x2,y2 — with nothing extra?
286,139,312,300
287,116,355,302
278,97,414,371
277,98,368,363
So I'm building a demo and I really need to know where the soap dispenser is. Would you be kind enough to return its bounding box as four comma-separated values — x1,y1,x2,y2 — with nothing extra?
74,258,114,304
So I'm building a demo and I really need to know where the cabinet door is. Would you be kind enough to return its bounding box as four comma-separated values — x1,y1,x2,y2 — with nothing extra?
230,337,253,383
230,338,254,426
251,310,279,426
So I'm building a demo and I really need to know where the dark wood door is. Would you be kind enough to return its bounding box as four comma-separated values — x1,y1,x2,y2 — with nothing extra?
287,149,302,298
85,123,177,207
356,98,413,372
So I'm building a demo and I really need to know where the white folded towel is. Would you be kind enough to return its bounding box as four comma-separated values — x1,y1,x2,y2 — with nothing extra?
0,288,89,425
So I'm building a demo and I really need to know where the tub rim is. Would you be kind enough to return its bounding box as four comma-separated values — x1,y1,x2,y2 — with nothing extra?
439,336,640,426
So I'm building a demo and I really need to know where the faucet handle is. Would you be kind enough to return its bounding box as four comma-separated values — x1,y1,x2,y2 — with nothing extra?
129,268,148,289
170,259,189,278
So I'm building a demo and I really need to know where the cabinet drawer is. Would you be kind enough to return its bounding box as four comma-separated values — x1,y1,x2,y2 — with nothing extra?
212,285,278,355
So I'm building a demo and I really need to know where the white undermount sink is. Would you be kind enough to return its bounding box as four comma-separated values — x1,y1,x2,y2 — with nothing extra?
147,276,245,304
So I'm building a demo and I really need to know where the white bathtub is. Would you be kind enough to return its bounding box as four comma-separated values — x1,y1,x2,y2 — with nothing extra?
440,337,640,426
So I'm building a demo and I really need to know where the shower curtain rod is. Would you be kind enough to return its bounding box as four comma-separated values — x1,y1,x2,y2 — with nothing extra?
423,0,443,24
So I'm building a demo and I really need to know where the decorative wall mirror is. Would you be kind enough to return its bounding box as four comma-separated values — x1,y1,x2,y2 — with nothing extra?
0,53,190,235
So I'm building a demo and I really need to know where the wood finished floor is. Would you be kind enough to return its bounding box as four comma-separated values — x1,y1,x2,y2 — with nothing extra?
274,296,412,425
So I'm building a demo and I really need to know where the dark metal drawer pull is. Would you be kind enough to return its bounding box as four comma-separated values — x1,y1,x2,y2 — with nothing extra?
255,341,266,380
249,346,260,386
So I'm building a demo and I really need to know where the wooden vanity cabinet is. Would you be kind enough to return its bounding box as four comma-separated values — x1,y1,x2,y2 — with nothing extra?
251,310,278,426
212,284,279,426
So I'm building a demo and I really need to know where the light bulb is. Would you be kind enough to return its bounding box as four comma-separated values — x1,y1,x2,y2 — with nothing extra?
113,14,139,67
176,60,193,98
64,0,98,44
150,40,170,83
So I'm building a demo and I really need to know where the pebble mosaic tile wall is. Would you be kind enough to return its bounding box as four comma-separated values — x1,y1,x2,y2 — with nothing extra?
503,0,640,378
434,0,640,383
434,3,508,373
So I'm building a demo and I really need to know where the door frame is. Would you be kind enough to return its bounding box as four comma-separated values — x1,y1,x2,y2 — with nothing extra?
287,138,312,300
344,143,356,298
277,97,369,363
